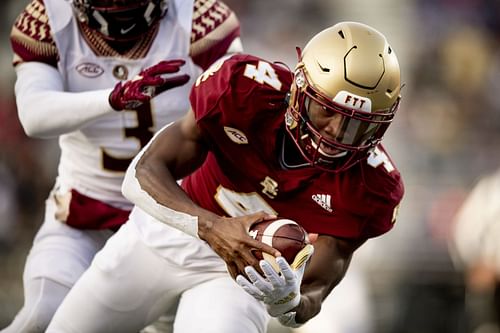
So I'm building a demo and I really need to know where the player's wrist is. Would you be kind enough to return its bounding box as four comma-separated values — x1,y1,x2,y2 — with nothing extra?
108,82,126,111
287,292,321,326
277,311,303,328
265,282,301,317
194,214,221,240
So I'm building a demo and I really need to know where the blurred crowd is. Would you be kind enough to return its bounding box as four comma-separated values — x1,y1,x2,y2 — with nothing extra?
1,0,500,332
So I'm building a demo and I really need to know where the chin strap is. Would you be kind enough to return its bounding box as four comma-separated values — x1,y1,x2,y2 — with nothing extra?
279,133,311,170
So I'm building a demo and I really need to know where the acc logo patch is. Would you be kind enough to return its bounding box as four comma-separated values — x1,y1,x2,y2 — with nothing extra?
76,63,105,78
224,126,248,144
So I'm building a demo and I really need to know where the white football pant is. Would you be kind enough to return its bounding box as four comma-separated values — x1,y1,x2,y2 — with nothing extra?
46,221,269,333
1,194,113,333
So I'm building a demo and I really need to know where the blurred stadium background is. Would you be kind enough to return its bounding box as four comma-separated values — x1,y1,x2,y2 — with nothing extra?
1,0,500,332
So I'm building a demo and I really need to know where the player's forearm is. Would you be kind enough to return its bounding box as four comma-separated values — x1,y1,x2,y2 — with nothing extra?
15,62,113,138
292,284,323,324
123,155,198,237
122,127,218,237
137,153,218,223
294,260,349,324
293,235,357,324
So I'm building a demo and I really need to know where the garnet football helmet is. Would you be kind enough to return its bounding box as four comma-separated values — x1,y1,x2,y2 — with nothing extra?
72,0,167,41
285,21,401,172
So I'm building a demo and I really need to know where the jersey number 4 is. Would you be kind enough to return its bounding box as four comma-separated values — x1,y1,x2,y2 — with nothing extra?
196,57,282,91
243,61,282,90
215,186,277,218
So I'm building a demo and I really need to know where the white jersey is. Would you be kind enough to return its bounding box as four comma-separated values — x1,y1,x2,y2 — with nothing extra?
453,168,500,273
5,2,243,331
44,0,199,210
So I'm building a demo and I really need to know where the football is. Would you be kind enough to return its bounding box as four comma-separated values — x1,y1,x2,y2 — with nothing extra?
249,218,310,272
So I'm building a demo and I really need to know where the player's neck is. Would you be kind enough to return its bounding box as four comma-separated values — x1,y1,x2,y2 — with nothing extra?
106,39,141,55
279,132,310,170
78,22,158,58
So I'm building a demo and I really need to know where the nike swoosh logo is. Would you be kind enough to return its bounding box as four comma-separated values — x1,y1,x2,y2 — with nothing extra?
121,24,136,34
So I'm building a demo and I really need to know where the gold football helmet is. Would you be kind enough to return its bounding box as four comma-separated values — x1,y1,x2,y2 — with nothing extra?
285,21,401,171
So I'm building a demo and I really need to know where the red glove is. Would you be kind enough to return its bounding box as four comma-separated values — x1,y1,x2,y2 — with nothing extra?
109,59,190,111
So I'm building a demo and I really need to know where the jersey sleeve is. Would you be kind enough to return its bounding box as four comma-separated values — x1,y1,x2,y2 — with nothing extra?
189,54,239,125
360,150,404,238
190,0,241,70
362,176,403,238
10,0,58,68
189,54,290,127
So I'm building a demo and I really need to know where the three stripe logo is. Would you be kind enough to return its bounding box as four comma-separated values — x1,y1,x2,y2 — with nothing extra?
312,194,333,213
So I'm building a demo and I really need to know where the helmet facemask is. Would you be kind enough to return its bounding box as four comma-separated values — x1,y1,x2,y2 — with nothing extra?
285,58,400,173
73,0,167,42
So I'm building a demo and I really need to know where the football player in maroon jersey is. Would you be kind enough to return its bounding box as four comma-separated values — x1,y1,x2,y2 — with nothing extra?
46,21,403,332
4,0,242,332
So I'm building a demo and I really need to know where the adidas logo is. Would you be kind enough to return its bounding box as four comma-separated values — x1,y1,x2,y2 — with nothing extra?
312,194,333,213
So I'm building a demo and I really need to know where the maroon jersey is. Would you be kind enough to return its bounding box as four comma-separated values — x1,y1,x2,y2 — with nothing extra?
183,54,404,239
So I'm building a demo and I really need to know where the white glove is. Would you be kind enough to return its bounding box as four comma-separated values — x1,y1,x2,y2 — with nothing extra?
236,244,314,318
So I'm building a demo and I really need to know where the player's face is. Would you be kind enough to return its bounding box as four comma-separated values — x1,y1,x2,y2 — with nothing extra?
305,98,345,157
303,94,394,156
91,1,152,24
305,98,355,158
74,0,166,42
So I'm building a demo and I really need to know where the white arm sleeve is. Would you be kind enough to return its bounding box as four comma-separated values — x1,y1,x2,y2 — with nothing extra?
14,62,114,138
122,124,200,238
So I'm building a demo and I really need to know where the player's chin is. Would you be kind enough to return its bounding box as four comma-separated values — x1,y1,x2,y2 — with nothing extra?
310,137,343,157
318,142,343,157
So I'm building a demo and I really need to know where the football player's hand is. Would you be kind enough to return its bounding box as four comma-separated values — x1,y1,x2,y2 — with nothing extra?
109,59,190,111
236,244,314,318
198,212,281,280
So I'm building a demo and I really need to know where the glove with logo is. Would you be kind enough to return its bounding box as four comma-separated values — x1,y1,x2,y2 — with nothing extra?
109,59,190,111
236,244,314,324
